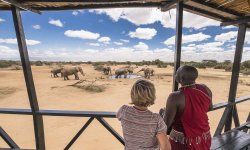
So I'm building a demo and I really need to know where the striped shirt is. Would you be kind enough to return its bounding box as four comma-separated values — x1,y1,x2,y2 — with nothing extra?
117,105,167,150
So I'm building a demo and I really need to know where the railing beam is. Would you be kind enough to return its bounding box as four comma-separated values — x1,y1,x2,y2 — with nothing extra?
0,127,19,149
96,117,125,145
225,23,247,132
172,1,183,91
64,117,94,150
11,6,45,149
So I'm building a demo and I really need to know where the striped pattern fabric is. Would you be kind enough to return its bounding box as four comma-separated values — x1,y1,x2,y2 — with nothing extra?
117,105,167,150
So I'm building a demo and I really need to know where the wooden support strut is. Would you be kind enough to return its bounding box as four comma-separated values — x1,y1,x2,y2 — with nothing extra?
1,0,41,14
172,1,183,91
0,127,19,149
11,6,45,149
161,0,188,12
224,23,247,132
221,17,250,27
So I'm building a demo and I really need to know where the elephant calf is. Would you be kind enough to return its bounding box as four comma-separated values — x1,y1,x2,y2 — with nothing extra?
115,68,128,79
61,66,85,80
51,67,63,78
103,66,112,75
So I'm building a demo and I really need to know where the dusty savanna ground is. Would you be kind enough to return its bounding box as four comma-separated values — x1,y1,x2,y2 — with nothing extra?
0,64,249,149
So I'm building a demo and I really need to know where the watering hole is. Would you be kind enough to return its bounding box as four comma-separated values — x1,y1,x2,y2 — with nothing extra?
109,74,142,79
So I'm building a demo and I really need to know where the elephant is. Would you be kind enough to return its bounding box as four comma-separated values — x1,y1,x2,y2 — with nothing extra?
115,68,128,79
51,67,63,78
61,66,85,80
138,68,154,79
103,66,112,75
124,66,138,75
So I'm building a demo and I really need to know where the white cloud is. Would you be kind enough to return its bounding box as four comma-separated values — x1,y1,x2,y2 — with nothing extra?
222,25,237,29
0,38,40,45
214,31,250,44
114,42,123,46
48,19,63,27
89,43,100,46
98,37,111,44
0,45,19,59
64,30,100,40
128,28,157,40
164,32,211,45
32,25,40,30
134,42,149,51
215,31,237,43
120,39,129,43
72,11,79,16
0,18,5,23
90,8,220,29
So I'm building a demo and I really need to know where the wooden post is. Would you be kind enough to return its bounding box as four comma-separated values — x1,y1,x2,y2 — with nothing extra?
224,23,246,132
11,6,45,149
172,1,183,91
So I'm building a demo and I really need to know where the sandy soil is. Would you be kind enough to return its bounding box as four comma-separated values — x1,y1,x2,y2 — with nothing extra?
0,64,249,149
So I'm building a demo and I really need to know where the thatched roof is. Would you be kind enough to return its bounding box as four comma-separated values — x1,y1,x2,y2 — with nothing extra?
0,0,250,25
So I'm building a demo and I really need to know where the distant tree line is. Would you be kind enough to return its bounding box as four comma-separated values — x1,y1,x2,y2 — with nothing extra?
0,59,249,75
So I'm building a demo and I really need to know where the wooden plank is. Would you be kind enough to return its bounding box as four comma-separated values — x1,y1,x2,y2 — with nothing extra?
221,17,250,26
1,0,41,14
225,23,247,132
172,1,183,92
0,127,19,149
211,130,249,150
11,6,45,149
218,133,250,150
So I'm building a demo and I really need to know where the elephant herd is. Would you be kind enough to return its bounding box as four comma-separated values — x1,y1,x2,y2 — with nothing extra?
50,65,155,81
114,66,154,79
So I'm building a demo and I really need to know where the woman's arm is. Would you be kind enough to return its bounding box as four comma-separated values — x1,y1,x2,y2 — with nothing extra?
156,132,171,150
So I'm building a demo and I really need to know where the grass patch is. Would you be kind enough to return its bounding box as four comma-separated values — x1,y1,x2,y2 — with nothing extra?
0,87,17,97
69,80,106,93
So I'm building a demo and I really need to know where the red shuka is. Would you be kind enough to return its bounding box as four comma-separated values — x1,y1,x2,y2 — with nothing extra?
181,84,211,150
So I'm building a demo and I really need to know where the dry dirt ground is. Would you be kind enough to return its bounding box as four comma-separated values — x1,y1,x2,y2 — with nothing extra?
0,64,249,149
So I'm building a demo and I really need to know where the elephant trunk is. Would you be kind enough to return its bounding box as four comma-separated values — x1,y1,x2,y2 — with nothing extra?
80,70,85,76
137,69,143,73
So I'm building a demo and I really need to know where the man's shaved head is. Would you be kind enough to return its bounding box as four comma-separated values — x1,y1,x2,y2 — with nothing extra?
175,65,198,85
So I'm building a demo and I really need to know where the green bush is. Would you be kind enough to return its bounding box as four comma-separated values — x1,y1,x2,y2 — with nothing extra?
0,60,19,68
157,64,168,68
34,61,43,66
94,65,104,71
242,60,250,69
241,69,250,75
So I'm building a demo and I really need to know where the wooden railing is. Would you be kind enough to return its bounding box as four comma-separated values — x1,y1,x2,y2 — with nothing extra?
0,95,250,149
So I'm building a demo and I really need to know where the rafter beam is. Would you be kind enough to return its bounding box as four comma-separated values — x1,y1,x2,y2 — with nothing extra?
221,17,250,26
161,0,189,12
1,0,41,14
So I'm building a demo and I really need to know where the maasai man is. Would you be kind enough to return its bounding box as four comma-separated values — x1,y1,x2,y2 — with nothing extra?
163,65,212,150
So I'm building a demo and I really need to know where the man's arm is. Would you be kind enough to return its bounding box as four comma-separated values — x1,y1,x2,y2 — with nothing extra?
164,93,178,134
200,84,213,110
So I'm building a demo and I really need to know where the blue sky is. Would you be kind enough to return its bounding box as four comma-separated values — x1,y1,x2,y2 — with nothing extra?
0,8,249,62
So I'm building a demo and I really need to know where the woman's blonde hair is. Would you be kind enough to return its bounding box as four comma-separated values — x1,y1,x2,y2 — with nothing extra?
130,79,156,107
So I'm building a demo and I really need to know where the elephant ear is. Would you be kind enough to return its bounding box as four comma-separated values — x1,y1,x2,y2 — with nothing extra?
76,67,80,72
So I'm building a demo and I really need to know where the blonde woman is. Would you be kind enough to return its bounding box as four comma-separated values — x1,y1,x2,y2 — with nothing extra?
117,79,171,150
